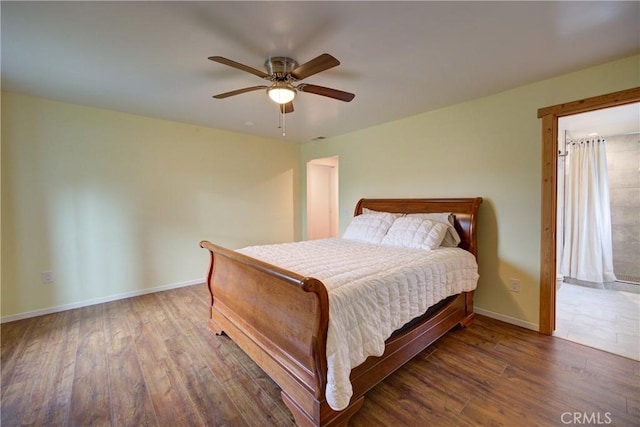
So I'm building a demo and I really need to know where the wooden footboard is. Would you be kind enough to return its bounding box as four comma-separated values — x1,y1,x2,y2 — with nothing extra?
200,197,482,426
199,240,331,424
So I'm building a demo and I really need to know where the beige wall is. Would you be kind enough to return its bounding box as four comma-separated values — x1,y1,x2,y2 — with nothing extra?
1,93,300,319
301,55,640,329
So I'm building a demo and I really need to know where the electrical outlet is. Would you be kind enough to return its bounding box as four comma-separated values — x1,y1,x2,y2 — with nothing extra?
42,271,55,284
509,278,521,293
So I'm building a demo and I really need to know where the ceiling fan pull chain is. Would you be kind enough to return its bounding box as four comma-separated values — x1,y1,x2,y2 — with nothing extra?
281,104,286,136
277,104,286,136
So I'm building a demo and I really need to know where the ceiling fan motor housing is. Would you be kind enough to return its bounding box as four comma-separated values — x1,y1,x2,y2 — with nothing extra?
265,57,299,81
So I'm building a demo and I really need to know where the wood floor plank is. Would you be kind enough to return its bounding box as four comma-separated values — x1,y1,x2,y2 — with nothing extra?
190,321,296,426
154,285,208,336
406,351,478,413
1,284,638,427
2,312,75,426
0,382,30,426
127,294,207,426
426,332,509,376
628,392,640,417
221,340,296,425
460,392,547,426
104,298,158,426
22,309,79,426
68,304,112,426
358,377,475,427
1,315,50,391
445,328,640,426
374,360,473,423
164,333,245,425
0,317,36,393
469,318,590,370
493,342,629,413
163,287,294,425
358,381,431,426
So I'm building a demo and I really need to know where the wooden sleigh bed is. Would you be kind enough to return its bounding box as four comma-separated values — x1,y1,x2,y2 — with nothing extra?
200,197,482,426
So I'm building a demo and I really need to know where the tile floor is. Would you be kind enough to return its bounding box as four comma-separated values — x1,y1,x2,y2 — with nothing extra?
555,282,640,360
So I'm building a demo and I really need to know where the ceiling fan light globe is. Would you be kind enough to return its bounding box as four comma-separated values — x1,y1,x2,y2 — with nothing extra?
268,87,296,104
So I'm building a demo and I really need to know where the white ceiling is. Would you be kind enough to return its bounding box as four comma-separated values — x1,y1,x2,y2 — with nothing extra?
561,103,640,139
2,1,639,142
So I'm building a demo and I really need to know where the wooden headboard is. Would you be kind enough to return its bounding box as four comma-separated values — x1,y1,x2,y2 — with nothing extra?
354,198,483,257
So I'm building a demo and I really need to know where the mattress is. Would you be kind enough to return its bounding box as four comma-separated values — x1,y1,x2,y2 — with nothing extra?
238,237,479,411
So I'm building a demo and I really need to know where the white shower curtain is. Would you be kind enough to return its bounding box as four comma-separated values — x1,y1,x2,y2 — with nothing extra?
559,137,616,283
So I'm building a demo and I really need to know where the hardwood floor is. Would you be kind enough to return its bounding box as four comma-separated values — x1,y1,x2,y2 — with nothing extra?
2,284,639,426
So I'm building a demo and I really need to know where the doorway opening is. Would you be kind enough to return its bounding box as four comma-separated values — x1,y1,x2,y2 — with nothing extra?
306,156,339,240
553,103,639,360
557,104,640,288
537,87,640,336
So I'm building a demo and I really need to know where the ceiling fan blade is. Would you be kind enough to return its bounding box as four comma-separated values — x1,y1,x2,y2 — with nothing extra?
290,53,340,80
280,102,294,114
212,85,268,99
298,84,355,102
208,56,270,79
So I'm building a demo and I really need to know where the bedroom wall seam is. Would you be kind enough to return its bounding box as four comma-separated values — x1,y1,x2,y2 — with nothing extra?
0,278,205,324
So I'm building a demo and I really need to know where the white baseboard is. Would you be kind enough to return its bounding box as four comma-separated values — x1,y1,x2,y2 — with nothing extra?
474,307,539,331
0,278,205,324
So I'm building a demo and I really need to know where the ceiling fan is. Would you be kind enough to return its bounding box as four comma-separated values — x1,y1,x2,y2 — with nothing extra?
208,53,355,113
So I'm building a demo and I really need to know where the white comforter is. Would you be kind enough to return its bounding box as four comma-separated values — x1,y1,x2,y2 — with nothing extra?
238,238,479,411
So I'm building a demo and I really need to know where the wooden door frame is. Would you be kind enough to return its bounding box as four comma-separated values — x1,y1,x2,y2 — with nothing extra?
537,87,640,335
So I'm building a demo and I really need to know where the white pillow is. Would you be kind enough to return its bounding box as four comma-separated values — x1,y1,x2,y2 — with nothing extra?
342,212,397,244
362,208,403,218
381,217,448,250
406,212,461,247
